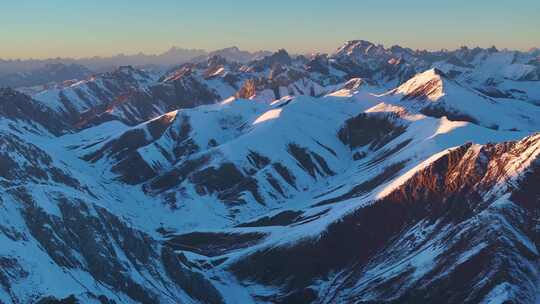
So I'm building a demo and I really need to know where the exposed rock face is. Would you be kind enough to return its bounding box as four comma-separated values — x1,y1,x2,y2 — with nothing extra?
22,40,540,134
0,123,228,303
236,79,258,99
230,134,540,303
338,112,407,150
0,132,79,187
251,49,292,71
1,40,540,303
16,193,225,304
0,88,69,135
30,65,161,128
150,69,221,109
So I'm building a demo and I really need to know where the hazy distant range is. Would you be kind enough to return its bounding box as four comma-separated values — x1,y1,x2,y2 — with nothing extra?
0,46,271,75
0,46,272,88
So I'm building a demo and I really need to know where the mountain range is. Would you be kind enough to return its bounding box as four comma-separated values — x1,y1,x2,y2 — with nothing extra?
0,47,272,88
0,39,539,303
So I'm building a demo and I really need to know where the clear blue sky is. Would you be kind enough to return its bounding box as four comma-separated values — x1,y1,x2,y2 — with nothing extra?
1,0,539,59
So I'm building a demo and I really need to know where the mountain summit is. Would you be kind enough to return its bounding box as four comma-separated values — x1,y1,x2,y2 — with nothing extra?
0,40,539,304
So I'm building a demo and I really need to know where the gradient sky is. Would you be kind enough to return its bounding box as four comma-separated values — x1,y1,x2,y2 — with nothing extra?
1,0,539,59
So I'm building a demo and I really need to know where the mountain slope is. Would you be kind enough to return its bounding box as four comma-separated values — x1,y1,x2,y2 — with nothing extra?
229,134,540,303
0,40,539,303
383,68,540,131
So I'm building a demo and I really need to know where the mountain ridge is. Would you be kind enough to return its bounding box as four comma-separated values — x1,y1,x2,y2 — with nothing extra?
0,39,539,303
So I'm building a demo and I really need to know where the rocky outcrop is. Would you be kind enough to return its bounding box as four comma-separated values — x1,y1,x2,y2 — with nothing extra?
230,135,540,303
0,132,79,187
2,40,540,304
338,112,407,150
5,187,226,303
0,88,69,135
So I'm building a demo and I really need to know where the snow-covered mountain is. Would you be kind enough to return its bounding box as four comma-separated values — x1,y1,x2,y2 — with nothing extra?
1,40,539,303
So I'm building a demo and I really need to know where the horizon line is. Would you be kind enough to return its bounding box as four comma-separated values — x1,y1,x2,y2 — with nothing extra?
1,40,538,62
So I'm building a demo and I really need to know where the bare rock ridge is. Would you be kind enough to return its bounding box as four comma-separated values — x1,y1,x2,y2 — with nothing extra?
0,40,539,303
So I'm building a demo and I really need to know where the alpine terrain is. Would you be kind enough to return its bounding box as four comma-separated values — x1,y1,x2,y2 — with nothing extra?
1,40,540,303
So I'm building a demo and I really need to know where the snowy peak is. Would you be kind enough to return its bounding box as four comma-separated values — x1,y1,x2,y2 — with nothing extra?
394,68,447,101
226,130,540,303
2,39,540,304
106,65,158,87
387,68,540,131
251,49,293,70
207,46,271,63
334,40,383,58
